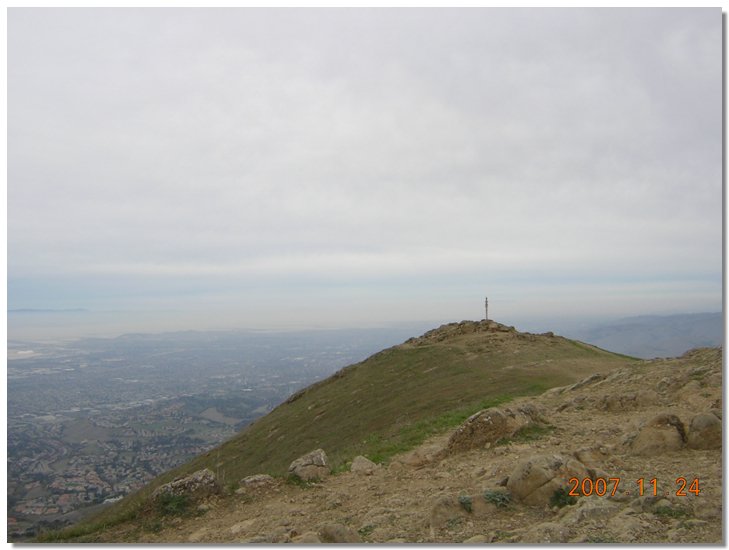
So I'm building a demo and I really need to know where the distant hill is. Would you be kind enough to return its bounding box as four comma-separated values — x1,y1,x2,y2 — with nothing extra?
47,320,636,541
563,312,723,359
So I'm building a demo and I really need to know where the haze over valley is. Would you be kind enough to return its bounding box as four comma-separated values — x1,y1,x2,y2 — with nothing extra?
7,326,426,538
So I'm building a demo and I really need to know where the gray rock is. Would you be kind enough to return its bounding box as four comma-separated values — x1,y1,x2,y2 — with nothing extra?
151,468,220,500
241,473,276,488
288,449,330,481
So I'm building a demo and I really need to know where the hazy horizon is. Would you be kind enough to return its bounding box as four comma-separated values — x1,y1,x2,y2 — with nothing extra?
8,8,722,334
7,307,722,344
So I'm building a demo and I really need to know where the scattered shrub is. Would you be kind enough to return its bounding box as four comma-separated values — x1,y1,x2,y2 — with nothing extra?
358,525,375,538
458,495,473,513
483,489,511,508
156,493,190,516
549,487,577,508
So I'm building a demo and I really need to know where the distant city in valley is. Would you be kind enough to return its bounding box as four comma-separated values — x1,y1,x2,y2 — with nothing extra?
7,327,423,539
6,312,722,539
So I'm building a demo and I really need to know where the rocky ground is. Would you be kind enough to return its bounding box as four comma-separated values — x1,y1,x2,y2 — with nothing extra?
99,348,722,543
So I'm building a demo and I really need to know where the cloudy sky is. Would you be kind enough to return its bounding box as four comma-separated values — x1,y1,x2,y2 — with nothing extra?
7,8,722,333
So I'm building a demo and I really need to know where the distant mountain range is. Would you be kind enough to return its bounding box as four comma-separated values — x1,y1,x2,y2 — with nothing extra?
563,312,723,359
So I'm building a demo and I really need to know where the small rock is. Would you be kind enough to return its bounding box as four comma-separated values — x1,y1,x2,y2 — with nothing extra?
241,473,276,488
351,455,378,475
462,534,490,543
561,498,620,525
230,519,257,536
683,519,709,528
291,531,322,543
318,523,361,543
187,528,209,543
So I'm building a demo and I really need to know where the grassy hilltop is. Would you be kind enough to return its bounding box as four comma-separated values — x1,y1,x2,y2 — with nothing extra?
44,320,636,541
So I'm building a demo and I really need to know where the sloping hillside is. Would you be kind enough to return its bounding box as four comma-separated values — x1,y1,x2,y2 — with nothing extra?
89,348,722,544
43,320,637,541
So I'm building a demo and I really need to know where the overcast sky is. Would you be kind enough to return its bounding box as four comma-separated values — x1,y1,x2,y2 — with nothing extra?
7,8,722,334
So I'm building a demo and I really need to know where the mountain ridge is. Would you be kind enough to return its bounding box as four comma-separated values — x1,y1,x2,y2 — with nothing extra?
41,319,645,541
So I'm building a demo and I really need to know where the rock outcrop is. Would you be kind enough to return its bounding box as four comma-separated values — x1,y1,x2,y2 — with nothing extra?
151,468,220,501
446,404,546,454
239,474,277,489
506,454,591,506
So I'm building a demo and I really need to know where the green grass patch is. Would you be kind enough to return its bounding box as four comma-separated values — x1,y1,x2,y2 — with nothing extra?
366,395,513,463
358,525,375,538
585,534,617,543
655,505,691,519
496,424,555,446
156,493,190,517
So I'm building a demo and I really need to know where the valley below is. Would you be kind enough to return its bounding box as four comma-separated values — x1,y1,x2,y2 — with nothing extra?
7,328,418,539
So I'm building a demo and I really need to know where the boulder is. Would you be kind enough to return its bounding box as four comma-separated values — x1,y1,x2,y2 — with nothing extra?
629,413,686,456
240,473,276,488
318,523,361,543
446,404,546,453
288,449,330,481
687,413,721,450
350,455,377,475
506,454,590,506
151,468,220,500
